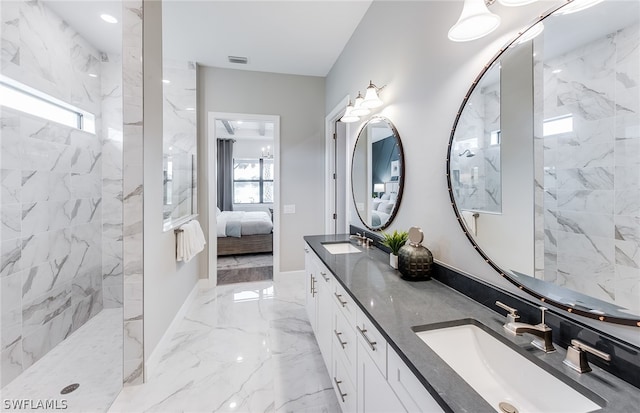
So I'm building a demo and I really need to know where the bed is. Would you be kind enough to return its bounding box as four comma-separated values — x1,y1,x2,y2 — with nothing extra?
216,210,273,256
371,193,396,227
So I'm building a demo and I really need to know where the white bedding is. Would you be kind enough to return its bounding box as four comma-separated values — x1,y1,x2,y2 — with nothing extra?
216,211,273,237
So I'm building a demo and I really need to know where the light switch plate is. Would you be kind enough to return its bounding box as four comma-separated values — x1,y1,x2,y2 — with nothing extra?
283,204,296,214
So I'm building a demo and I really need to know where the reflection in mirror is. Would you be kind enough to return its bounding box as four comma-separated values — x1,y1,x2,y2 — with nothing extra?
448,0,640,324
352,117,404,231
161,59,197,228
450,62,502,214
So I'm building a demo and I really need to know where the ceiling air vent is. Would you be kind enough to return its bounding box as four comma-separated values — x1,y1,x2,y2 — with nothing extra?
228,56,248,64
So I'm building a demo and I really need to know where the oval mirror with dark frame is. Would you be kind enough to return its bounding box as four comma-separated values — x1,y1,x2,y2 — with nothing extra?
352,117,404,231
447,0,640,326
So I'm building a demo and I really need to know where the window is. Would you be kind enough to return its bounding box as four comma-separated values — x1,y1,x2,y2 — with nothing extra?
0,75,95,133
490,130,501,146
233,158,274,204
543,114,573,137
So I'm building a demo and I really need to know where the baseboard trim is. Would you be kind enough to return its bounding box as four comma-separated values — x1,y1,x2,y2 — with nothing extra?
275,269,305,280
145,280,202,378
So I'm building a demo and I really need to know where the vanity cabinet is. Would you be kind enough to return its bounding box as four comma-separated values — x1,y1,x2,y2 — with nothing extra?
304,243,443,413
388,348,444,413
305,244,333,368
357,340,407,413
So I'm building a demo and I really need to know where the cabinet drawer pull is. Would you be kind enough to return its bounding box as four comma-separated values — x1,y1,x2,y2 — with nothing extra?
320,271,330,282
334,330,347,349
334,292,348,307
304,248,309,253
311,276,316,297
357,325,377,351
334,377,347,402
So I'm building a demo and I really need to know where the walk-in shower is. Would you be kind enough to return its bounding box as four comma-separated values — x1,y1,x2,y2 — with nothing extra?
0,1,123,411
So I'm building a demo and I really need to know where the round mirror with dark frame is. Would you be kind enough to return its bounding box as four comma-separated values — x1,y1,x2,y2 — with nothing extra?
352,116,404,231
447,0,640,327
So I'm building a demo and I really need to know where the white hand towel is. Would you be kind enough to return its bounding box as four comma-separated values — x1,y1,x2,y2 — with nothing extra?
461,210,478,236
176,220,206,262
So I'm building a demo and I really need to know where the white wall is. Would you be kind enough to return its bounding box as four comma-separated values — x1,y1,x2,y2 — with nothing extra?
198,67,325,273
143,0,201,361
326,0,639,345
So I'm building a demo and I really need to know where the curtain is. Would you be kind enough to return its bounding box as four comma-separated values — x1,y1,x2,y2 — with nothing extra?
217,138,235,211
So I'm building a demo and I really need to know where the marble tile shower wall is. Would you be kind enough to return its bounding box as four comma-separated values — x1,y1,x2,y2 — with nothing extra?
0,0,122,387
541,23,640,313
450,80,501,213
101,55,124,309
122,0,145,386
162,59,197,224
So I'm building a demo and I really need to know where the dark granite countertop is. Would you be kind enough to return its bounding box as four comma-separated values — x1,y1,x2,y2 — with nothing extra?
304,234,640,413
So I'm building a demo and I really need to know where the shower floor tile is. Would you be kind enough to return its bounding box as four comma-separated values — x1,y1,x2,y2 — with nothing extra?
108,274,338,413
0,308,123,413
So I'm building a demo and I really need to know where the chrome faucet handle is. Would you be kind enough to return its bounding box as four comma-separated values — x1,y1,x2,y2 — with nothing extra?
496,301,520,324
539,306,549,326
364,237,374,248
563,339,611,373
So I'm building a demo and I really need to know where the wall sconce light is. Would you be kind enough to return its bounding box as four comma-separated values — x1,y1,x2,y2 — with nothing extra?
362,81,384,109
340,99,360,123
448,0,539,42
261,145,273,159
339,81,386,123
350,91,371,117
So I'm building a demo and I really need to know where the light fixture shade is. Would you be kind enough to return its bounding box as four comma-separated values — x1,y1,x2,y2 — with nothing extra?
340,101,360,123
513,22,544,45
497,0,538,6
361,82,383,109
351,91,371,116
373,183,385,193
557,0,603,15
448,0,501,42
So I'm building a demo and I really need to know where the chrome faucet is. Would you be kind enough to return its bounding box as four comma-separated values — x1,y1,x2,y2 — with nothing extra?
496,301,556,353
349,233,373,247
350,233,366,245
563,339,611,373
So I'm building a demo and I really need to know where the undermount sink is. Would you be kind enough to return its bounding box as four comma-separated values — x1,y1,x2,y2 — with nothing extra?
322,242,361,254
413,320,603,413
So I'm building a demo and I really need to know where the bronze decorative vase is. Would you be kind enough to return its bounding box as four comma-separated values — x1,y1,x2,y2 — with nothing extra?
398,227,433,281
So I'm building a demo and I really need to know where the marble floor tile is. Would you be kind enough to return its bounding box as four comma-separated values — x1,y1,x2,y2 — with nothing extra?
0,308,123,413
109,275,338,413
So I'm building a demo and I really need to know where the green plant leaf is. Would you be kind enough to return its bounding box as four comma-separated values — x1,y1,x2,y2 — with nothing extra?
380,230,408,254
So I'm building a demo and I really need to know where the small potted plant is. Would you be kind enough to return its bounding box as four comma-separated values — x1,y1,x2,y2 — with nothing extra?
380,230,408,269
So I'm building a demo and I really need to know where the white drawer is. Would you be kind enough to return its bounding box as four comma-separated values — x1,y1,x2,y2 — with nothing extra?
356,307,387,378
316,260,332,284
333,352,356,413
333,309,356,384
388,348,444,413
333,280,357,326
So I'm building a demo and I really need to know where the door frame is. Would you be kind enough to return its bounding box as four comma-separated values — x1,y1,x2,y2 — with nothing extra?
325,96,350,234
207,112,281,284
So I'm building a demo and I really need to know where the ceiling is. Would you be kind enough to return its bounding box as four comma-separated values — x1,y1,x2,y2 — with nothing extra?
44,0,372,77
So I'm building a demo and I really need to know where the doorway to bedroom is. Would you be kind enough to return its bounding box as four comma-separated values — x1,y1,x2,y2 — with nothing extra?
210,113,280,285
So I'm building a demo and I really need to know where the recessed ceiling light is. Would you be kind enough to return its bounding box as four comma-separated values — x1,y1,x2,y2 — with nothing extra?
162,79,171,84
100,14,118,24
88,73,98,78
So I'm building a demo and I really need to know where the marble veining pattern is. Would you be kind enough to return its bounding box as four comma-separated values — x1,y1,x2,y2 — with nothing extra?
538,21,640,313
122,0,145,386
162,59,197,224
1,308,123,413
109,276,339,413
450,70,502,214
0,0,123,391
